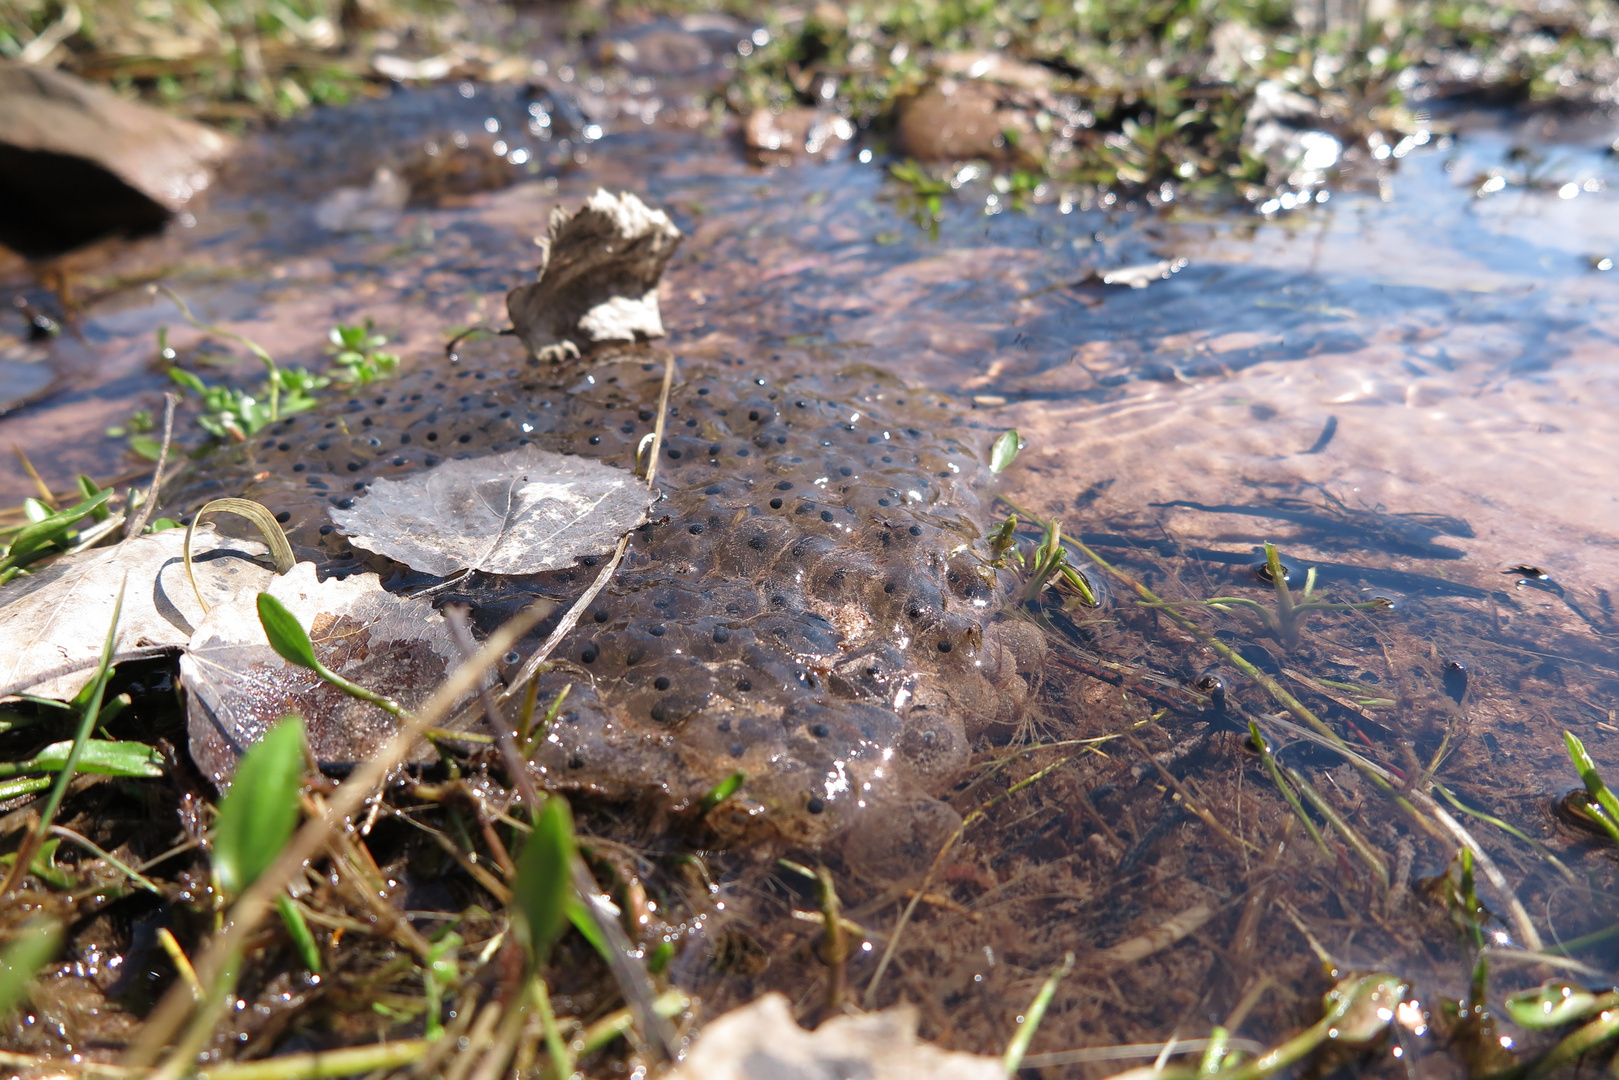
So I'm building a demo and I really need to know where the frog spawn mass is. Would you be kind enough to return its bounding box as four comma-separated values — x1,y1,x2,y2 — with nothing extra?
168,336,1045,863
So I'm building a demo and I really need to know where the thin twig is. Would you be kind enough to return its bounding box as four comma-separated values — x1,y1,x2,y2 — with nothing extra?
642,353,676,489
445,606,536,812
121,393,178,543
49,825,162,893
12,444,56,506
499,534,630,706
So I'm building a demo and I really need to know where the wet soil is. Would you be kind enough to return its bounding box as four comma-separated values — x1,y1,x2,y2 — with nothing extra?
2,55,1619,1080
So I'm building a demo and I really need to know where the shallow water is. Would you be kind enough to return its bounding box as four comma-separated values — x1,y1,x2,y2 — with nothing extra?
4,62,1619,1075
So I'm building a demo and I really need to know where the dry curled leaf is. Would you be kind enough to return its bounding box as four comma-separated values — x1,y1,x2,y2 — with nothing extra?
180,562,488,787
665,993,1003,1080
0,526,273,701
327,445,655,576
506,189,683,359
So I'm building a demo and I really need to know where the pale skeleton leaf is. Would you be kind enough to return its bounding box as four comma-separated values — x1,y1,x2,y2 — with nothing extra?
665,993,1003,1080
180,562,489,787
328,445,654,576
0,526,273,701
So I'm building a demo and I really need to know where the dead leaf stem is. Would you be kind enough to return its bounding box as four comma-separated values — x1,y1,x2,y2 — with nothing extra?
642,352,676,489
120,392,178,543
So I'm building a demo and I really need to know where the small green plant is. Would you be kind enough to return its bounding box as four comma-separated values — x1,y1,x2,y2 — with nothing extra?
154,291,400,445
257,593,404,716
991,169,1046,212
421,930,464,1040
0,579,126,893
0,486,114,583
105,409,161,460
519,684,572,756
988,513,1019,563
1154,544,1391,651
1563,731,1619,849
211,713,319,972
168,365,328,442
888,160,949,233
1006,515,1099,609
327,320,400,386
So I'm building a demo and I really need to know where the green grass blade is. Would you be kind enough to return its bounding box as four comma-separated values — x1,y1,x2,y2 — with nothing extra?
535,977,573,1080
1199,1026,1232,1075
213,715,307,897
0,738,163,779
1003,952,1074,1075
1564,731,1619,847
1434,783,1575,882
1286,766,1388,886
1248,722,1330,859
514,795,576,966
276,894,322,974
566,897,611,961
700,769,746,813
0,920,62,1015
